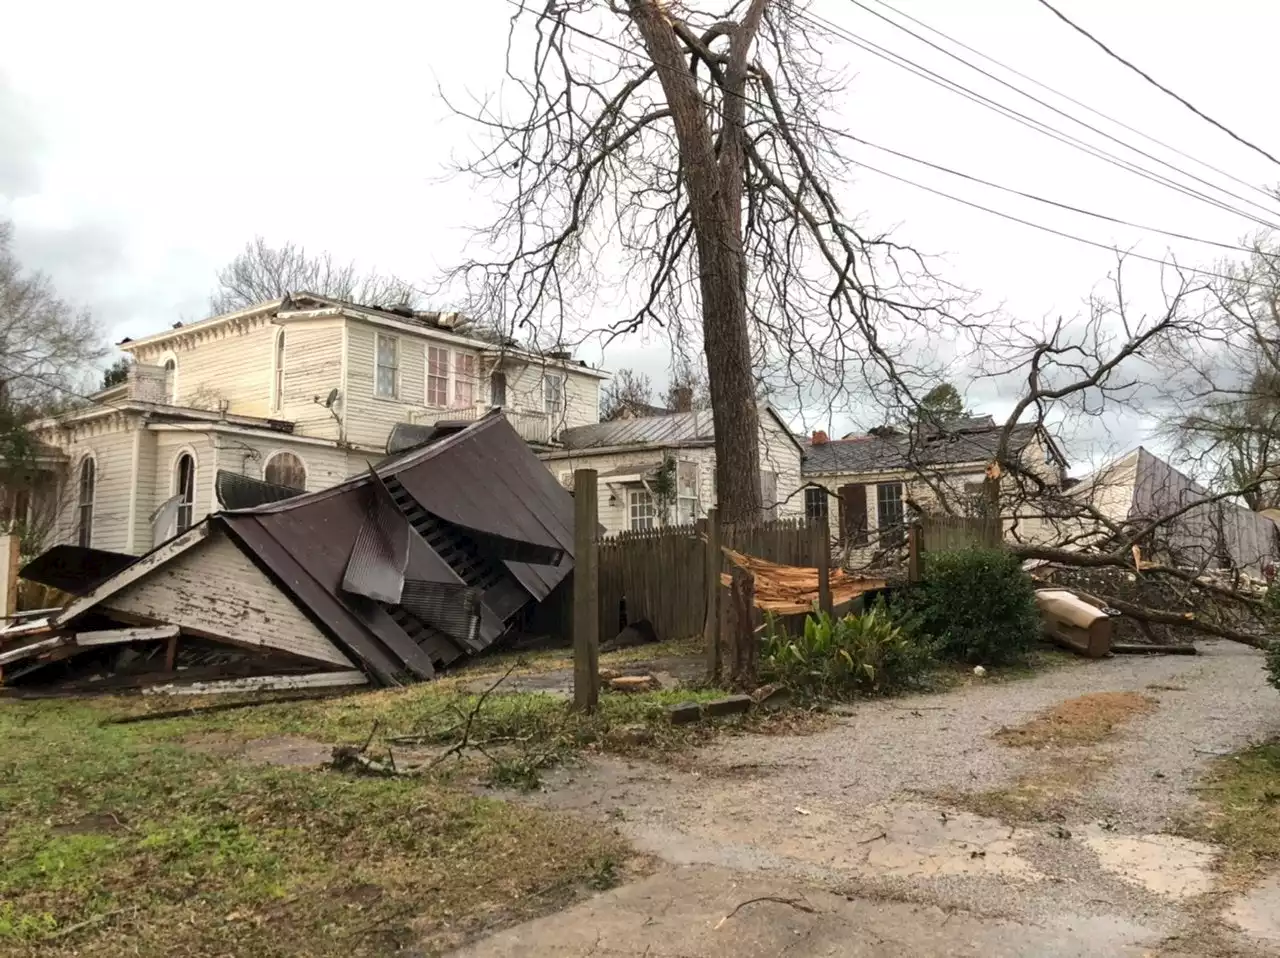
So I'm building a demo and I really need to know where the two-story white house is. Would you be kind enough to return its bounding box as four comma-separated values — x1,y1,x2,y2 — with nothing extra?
10,293,608,556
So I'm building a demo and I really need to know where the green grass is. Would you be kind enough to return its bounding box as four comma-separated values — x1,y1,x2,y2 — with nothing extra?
1179,741,1280,881
0,696,632,957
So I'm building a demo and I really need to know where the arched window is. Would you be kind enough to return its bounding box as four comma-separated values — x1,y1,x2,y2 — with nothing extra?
264,452,306,490
76,457,95,547
175,453,196,533
162,356,177,404
272,331,285,412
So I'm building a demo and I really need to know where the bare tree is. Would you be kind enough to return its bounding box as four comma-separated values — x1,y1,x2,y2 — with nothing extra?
446,0,967,524
210,237,420,314
600,368,657,420
0,219,105,461
862,261,1280,649
1163,233,1280,511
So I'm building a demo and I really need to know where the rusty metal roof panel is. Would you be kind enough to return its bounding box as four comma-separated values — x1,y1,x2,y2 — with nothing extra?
559,410,714,450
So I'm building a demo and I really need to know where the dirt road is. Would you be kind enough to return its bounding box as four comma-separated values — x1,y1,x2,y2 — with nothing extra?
451,642,1280,957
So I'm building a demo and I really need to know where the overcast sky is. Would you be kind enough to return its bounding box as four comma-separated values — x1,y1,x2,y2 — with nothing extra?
3,0,1277,467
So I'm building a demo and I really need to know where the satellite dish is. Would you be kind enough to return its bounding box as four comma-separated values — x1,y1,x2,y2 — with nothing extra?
324,388,340,408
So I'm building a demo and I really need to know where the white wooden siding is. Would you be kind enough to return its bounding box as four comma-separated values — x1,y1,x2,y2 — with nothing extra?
343,320,427,449
759,414,804,518
154,431,216,530
129,428,159,552
277,322,344,440
211,430,356,492
498,359,600,436
132,317,277,417
102,527,354,667
48,417,139,553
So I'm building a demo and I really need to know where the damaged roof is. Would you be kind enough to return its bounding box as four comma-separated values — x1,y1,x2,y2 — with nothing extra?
6,413,577,693
804,422,1053,476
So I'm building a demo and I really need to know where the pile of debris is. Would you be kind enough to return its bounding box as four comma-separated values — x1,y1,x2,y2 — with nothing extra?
719,550,885,615
0,414,577,696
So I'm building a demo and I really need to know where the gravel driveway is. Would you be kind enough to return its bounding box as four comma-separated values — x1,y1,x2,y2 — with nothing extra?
451,642,1280,957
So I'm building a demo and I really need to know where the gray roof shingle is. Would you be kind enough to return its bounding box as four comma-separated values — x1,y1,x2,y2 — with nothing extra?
560,410,716,450
805,422,1042,476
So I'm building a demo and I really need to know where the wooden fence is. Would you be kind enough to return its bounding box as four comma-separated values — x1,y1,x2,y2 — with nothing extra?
597,517,820,642
918,514,1002,552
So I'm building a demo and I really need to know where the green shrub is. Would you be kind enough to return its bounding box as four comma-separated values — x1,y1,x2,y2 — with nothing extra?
762,603,937,699
906,547,1040,665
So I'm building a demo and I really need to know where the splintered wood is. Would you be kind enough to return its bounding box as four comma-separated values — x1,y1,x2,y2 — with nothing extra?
720,549,886,614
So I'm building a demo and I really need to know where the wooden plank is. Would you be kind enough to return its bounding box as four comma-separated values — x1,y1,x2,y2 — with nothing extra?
0,635,64,666
54,523,211,628
0,533,19,619
140,670,369,696
74,625,180,647
573,469,600,712
815,513,832,616
703,509,721,682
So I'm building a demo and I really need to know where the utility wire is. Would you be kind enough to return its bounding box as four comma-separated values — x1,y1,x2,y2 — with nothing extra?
495,0,1275,284
838,0,1280,220
848,156,1277,288
792,6,1280,232
864,0,1279,204
843,134,1262,254
1033,0,1280,168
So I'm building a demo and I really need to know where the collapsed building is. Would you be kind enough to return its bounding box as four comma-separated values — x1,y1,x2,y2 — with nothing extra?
0,414,576,695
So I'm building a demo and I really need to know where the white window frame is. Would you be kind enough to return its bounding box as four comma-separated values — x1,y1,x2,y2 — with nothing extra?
159,350,179,404
453,352,477,409
173,449,198,534
426,344,450,407
375,333,400,399
271,329,286,413
804,485,828,521
628,488,656,531
543,371,565,418
264,451,308,490
676,460,699,525
76,454,96,548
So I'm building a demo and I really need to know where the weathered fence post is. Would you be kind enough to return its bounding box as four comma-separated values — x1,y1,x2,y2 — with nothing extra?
907,522,922,584
573,468,599,712
727,565,757,692
702,508,722,682
813,513,832,616
0,529,19,620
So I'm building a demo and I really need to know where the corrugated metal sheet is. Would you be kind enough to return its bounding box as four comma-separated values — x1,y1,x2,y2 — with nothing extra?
560,410,714,450
341,470,410,605
216,471,304,510
36,414,576,688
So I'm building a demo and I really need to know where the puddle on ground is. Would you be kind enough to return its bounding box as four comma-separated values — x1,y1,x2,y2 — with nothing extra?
1081,829,1216,899
1223,872,1280,942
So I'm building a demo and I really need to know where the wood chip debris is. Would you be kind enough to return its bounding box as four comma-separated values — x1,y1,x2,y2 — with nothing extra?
719,550,885,614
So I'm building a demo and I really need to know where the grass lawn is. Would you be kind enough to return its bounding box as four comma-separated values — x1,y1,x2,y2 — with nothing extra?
0,640,788,958
1180,740,1280,884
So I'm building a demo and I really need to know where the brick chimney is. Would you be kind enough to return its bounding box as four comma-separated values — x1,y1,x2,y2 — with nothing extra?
671,385,694,412
812,430,829,445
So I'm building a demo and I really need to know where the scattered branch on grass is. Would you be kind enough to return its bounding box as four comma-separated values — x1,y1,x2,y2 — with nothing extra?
714,895,817,930
428,661,520,769
43,907,133,941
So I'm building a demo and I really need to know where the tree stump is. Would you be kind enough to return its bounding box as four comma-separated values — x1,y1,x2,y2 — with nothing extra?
727,566,758,692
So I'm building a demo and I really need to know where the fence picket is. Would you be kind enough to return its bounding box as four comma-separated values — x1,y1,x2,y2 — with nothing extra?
597,517,814,642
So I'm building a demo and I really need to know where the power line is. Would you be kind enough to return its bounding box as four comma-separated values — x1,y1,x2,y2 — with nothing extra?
1033,0,1280,168
493,1,1274,281
843,134,1261,254
792,6,1280,232
863,0,1279,204
848,156,1278,288
838,0,1280,220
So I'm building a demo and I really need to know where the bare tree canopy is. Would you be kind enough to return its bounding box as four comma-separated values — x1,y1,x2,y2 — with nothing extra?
1166,233,1280,511
600,368,656,420
210,237,420,315
446,0,965,522
0,219,105,459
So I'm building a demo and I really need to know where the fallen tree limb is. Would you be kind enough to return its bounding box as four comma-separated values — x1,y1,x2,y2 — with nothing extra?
1110,643,1197,656
1074,591,1271,650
